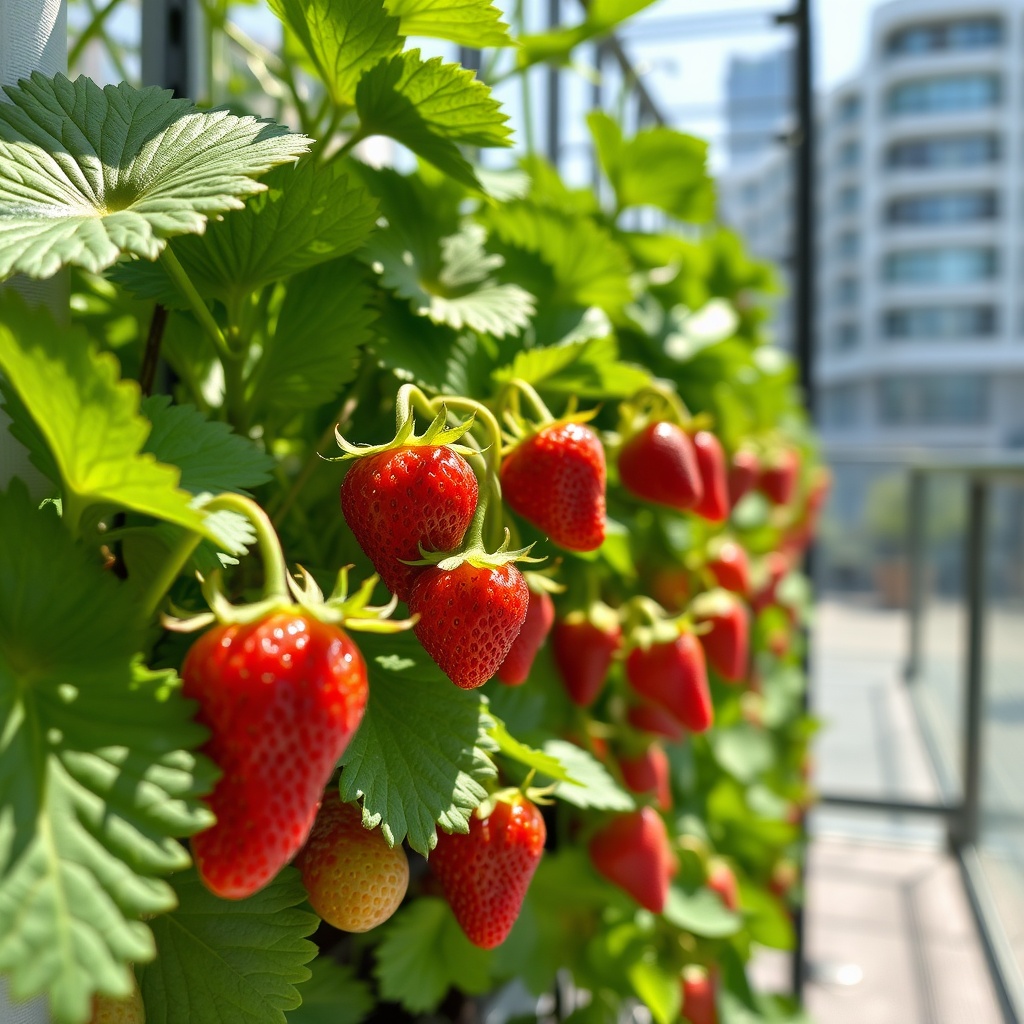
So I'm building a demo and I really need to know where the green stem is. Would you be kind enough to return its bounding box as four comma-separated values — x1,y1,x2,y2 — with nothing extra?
221,350,249,433
160,247,231,360
395,383,439,430
332,126,368,162
505,378,552,423
69,0,129,67
204,494,290,601
136,529,202,626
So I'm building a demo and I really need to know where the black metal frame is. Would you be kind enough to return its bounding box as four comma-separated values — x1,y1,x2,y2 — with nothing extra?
818,457,1024,1023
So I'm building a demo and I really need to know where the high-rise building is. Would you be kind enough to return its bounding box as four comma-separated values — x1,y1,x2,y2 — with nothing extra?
722,0,1024,451
725,48,794,166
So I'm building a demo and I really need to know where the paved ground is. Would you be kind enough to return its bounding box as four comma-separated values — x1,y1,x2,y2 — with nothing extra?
794,596,1011,1023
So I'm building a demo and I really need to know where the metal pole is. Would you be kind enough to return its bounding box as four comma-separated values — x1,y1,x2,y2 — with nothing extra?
905,469,927,682
546,0,561,168
788,0,815,1001
142,0,205,98
956,477,989,850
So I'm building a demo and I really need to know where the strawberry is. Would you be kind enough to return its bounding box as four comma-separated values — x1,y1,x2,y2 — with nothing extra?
759,448,799,506
90,981,144,1023
430,793,546,949
296,791,409,932
182,613,369,899
552,603,622,706
681,966,719,1024
691,431,729,523
501,421,606,552
618,422,703,511
752,551,790,614
626,631,713,733
410,562,529,689
497,585,555,685
340,444,478,600
706,858,739,912
706,539,750,596
627,700,686,741
769,858,799,899
589,807,675,913
692,589,749,683
728,448,760,507
619,742,672,810
649,567,692,614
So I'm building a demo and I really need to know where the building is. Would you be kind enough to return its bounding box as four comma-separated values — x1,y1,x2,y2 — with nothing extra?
723,0,1024,452
725,48,794,166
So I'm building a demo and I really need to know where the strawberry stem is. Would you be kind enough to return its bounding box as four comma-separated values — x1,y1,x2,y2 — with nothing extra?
503,378,553,425
204,493,290,602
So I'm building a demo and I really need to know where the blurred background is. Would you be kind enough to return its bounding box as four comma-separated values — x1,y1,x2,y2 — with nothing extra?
62,0,1024,1020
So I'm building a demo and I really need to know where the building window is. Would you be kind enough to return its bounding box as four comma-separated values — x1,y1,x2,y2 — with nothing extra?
838,94,861,123
837,185,860,214
885,191,998,226
835,276,860,306
821,384,860,428
883,305,997,340
886,18,1002,56
883,247,998,284
877,375,989,425
887,75,1000,115
835,230,860,258
886,134,999,169
834,322,860,349
837,140,860,168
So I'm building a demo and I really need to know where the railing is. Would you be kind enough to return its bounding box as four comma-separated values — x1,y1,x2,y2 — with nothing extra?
818,448,1024,1024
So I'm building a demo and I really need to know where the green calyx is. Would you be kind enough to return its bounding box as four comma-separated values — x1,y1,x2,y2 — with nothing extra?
499,376,599,447
164,493,414,635
623,595,690,650
331,401,478,462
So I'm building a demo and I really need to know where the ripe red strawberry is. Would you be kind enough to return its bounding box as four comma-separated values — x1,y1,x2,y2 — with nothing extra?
752,551,790,614
340,445,478,600
182,614,368,900
681,966,718,1024
552,604,622,707
706,859,739,912
90,980,144,1023
769,858,799,899
498,586,555,685
627,700,686,741
409,563,529,689
626,632,713,733
618,422,703,511
759,448,799,506
501,421,606,551
619,742,672,810
692,590,749,683
430,793,546,949
728,448,760,507
706,539,750,596
589,807,675,913
296,791,409,932
691,431,729,522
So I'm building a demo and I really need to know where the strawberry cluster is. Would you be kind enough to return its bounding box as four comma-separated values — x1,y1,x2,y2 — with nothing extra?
165,377,823,999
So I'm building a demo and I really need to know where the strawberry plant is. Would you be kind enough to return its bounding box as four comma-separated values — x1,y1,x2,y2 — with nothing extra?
0,3,821,1023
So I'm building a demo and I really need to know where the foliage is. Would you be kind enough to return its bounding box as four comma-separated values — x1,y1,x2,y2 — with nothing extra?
0,4,820,1024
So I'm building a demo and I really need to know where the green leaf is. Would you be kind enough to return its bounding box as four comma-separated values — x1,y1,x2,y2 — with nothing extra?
482,200,633,312
492,335,650,399
0,73,307,280
115,157,379,307
0,296,217,540
374,897,493,1012
710,724,775,784
269,0,402,107
0,482,216,1024
141,395,275,494
138,867,318,1024
369,294,463,392
288,958,374,1024
487,718,576,782
518,0,657,67
364,219,533,337
627,956,681,1024
384,0,512,46
588,112,715,222
737,881,794,950
541,740,635,811
248,260,378,413
663,886,743,938
337,632,496,855
356,50,511,189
